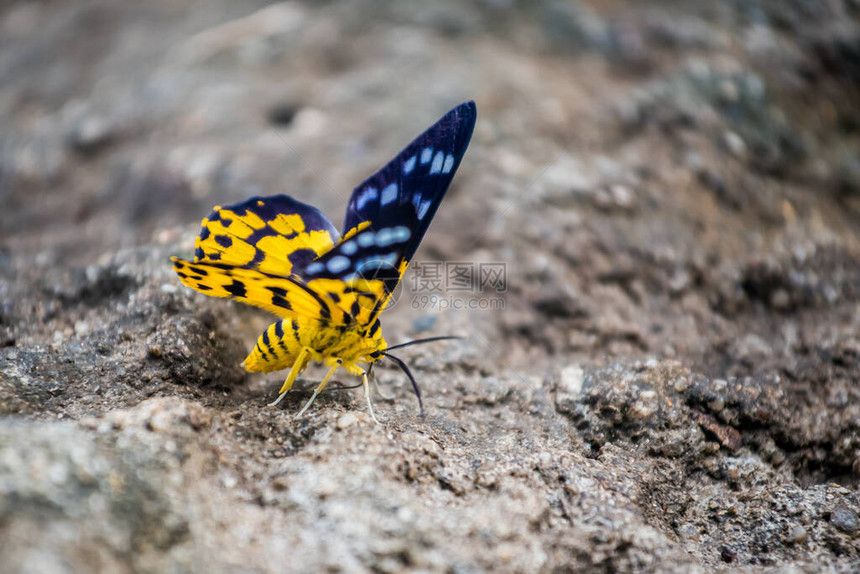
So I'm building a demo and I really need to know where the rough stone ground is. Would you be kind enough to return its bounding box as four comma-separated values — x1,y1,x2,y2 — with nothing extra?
1,1,859,572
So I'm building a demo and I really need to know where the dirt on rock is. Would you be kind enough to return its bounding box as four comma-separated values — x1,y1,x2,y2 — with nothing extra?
1,1,859,572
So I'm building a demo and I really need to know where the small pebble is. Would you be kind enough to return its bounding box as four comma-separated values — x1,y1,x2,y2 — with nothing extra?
831,503,859,534
770,289,790,310
337,412,359,430
74,320,90,336
785,525,807,544
67,116,114,154
708,397,725,412
673,377,691,392
722,131,747,158
609,184,635,209
630,390,658,419
718,79,739,102
770,449,785,466
559,365,584,396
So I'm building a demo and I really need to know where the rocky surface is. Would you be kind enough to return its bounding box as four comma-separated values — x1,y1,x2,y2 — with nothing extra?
1,0,859,572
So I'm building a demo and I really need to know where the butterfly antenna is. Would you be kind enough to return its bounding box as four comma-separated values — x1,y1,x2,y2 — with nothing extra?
382,352,425,416
385,335,463,351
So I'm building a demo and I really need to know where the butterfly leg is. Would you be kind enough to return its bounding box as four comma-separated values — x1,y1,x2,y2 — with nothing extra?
295,359,341,418
362,371,381,425
269,347,310,407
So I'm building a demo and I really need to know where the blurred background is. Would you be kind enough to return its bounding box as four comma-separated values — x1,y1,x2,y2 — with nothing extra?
1,1,860,571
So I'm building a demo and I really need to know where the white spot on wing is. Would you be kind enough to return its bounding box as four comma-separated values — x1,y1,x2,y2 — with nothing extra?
356,187,378,210
403,155,416,174
420,147,433,164
375,226,411,247
375,228,393,247
393,226,411,242
340,240,357,255
380,183,398,205
417,200,432,220
429,151,444,174
356,253,398,273
327,255,351,274
442,154,455,174
357,232,376,247
412,193,422,210
305,262,324,275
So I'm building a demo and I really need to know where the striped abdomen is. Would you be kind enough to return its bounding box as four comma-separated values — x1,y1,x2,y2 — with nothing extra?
242,317,385,373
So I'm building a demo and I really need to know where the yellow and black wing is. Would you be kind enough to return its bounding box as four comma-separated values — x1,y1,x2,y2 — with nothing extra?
171,195,346,324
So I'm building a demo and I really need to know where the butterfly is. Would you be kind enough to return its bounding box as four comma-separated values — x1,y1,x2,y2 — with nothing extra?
171,101,476,422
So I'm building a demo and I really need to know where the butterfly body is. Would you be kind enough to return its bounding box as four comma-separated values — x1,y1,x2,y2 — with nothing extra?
171,101,476,420
242,316,387,376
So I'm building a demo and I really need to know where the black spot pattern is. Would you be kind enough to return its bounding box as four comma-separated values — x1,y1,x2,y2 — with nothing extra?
262,329,276,356
248,248,266,267
246,226,279,245
368,319,381,337
215,235,233,248
287,248,318,270
224,280,247,298
272,295,291,309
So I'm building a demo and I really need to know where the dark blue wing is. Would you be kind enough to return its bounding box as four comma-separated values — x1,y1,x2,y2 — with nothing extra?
342,101,476,257
303,101,476,294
